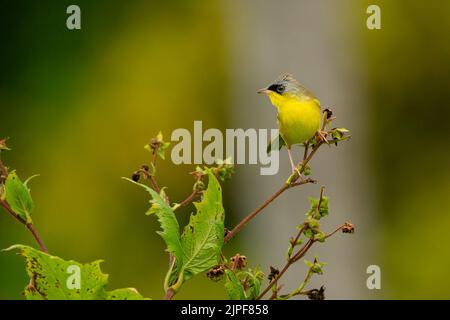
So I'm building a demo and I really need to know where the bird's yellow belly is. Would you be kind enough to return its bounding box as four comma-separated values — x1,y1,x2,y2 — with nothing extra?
277,100,321,147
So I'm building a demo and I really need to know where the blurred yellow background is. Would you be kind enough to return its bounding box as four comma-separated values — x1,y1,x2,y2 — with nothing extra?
0,0,449,299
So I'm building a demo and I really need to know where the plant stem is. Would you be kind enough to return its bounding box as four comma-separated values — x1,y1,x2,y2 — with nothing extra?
257,239,315,300
26,223,48,253
259,221,348,299
324,224,345,240
150,151,161,193
177,190,199,208
0,200,48,253
165,288,174,300
224,184,289,243
224,140,324,243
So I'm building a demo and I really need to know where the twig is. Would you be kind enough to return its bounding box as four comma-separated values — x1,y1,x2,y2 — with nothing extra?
259,221,348,299
0,199,48,253
224,140,324,243
324,225,345,240
26,223,48,253
257,239,315,300
177,190,200,208
149,151,161,193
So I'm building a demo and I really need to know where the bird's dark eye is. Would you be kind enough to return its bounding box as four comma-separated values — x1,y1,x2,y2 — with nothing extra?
276,84,285,94
268,84,285,94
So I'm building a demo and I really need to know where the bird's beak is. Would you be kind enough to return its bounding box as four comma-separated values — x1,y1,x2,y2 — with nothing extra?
257,88,270,95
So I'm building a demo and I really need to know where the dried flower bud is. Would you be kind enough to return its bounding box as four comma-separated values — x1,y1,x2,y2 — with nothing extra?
230,253,247,270
268,266,280,281
140,164,149,172
131,171,141,182
206,265,225,282
323,108,333,120
342,222,355,234
306,285,325,300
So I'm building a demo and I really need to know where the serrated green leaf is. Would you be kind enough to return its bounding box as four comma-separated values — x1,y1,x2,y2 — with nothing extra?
181,170,225,280
123,178,183,286
5,245,146,300
4,171,34,224
224,270,246,300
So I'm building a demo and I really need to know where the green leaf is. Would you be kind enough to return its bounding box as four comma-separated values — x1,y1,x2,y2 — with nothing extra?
239,267,264,300
181,170,225,280
224,270,246,300
5,245,147,300
306,196,329,219
330,127,351,145
304,257,326,274
105,288,147,300
4,171,34,224
266,134,286,154
213,158,234,182
24,174,40,188
314,231,326,243
144,131,171,160
123,178,183,287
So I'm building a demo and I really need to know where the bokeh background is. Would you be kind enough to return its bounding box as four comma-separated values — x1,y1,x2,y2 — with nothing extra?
1,0,449,299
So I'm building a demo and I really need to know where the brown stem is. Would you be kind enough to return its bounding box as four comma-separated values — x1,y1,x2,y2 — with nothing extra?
224,141,323,243
148,176,161,193
151,151,162,192
291,238,315,263
303,141,309,161
224,184,289,243
165,288,174,300
177,190,199,208
257,239,315,300
324,225,345,240
260,222,348,300
0,200,48,253
26,223,48,253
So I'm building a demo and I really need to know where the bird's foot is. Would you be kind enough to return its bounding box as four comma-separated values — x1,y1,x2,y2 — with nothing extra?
315,130,329,144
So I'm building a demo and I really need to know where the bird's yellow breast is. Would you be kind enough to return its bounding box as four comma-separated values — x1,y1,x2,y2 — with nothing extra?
269,93,321,147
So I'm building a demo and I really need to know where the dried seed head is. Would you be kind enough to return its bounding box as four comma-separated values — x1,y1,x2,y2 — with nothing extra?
342,222,355,234
131,171,141,182
206,265,225,282
230,253,247,270
323,108,333,120
268,266,280,281
306,285,325,300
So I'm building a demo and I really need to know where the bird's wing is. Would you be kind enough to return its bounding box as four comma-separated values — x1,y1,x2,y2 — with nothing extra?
267,134,286,154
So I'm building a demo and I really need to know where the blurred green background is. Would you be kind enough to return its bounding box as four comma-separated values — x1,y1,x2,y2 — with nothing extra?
0,0,449,299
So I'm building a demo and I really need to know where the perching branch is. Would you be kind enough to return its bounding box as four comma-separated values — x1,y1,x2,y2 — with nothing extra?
224,110,340,244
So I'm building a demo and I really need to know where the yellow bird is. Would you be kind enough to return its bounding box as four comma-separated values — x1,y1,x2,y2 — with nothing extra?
258,74,322,176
